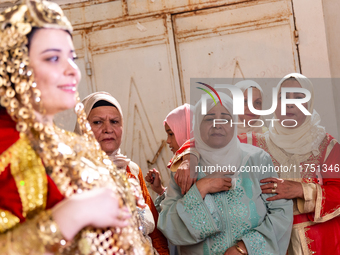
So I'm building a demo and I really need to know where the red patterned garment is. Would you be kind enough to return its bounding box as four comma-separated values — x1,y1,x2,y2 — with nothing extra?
239,131,340,255
0,108,64,232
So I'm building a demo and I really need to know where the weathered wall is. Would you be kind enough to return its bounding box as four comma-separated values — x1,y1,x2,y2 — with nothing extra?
1,0,339,199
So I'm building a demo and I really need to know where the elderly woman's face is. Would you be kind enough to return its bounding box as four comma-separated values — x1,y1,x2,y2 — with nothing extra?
275,79,307,128
200,103,234,148
88,106,123,155
28,28,80,116
238,87,262,123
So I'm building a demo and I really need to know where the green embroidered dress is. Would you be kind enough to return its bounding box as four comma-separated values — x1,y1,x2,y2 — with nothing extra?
158,144,293,255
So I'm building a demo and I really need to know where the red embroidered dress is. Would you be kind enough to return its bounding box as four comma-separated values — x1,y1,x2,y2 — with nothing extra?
0,108,66,253
239,132,340,255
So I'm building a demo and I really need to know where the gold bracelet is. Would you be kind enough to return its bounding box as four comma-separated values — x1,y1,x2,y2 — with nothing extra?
235,243,247,255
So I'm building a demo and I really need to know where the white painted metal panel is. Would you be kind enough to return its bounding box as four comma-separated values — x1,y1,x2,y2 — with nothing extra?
127,0,246,16
52,0,88,5
173,0,300,102
62,1,123,27
88,18,166,50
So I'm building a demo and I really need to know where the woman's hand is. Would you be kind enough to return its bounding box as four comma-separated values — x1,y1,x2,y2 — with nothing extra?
260,177,304,201
224,241,248,255
196,173,232,199
174,154,198,195
145,168,165,195
52,187,131,240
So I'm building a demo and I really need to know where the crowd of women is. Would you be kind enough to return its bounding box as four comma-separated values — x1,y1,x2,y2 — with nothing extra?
0,1,339,255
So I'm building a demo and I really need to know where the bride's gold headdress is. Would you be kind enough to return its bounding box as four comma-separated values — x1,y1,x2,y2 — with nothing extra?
0,1,150,254
0,0,72,126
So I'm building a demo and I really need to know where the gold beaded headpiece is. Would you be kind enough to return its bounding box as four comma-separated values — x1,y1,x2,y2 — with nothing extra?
0,1,150,254
0,0,72,127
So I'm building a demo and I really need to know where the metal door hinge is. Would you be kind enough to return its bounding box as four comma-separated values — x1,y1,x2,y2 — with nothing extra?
86,62,92,76
294,30,300,45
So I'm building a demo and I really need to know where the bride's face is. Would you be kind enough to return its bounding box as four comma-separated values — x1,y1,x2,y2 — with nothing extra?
28,28,81,116
200,103,234,149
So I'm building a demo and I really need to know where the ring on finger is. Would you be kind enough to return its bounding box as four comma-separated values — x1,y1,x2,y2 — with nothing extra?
272,189,276,194
273,183,278,189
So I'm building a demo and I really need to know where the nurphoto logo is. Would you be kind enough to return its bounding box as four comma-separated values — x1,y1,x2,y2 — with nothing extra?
197,81,312,128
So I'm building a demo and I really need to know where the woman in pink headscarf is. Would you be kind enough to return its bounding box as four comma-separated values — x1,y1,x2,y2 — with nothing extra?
145,103,193,255
145,103,193,212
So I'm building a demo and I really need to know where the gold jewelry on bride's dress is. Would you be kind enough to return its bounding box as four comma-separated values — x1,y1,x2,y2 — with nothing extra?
0,1,150,254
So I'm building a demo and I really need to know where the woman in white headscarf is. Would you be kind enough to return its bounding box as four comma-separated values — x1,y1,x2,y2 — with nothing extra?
75,91,169,255
239,73,340,255
235,80,268,135
158,92,293,255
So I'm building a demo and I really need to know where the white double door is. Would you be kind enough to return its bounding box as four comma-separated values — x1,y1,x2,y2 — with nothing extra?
54,0,299,195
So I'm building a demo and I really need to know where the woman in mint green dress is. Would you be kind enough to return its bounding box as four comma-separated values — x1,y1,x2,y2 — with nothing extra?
158,92,293,255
